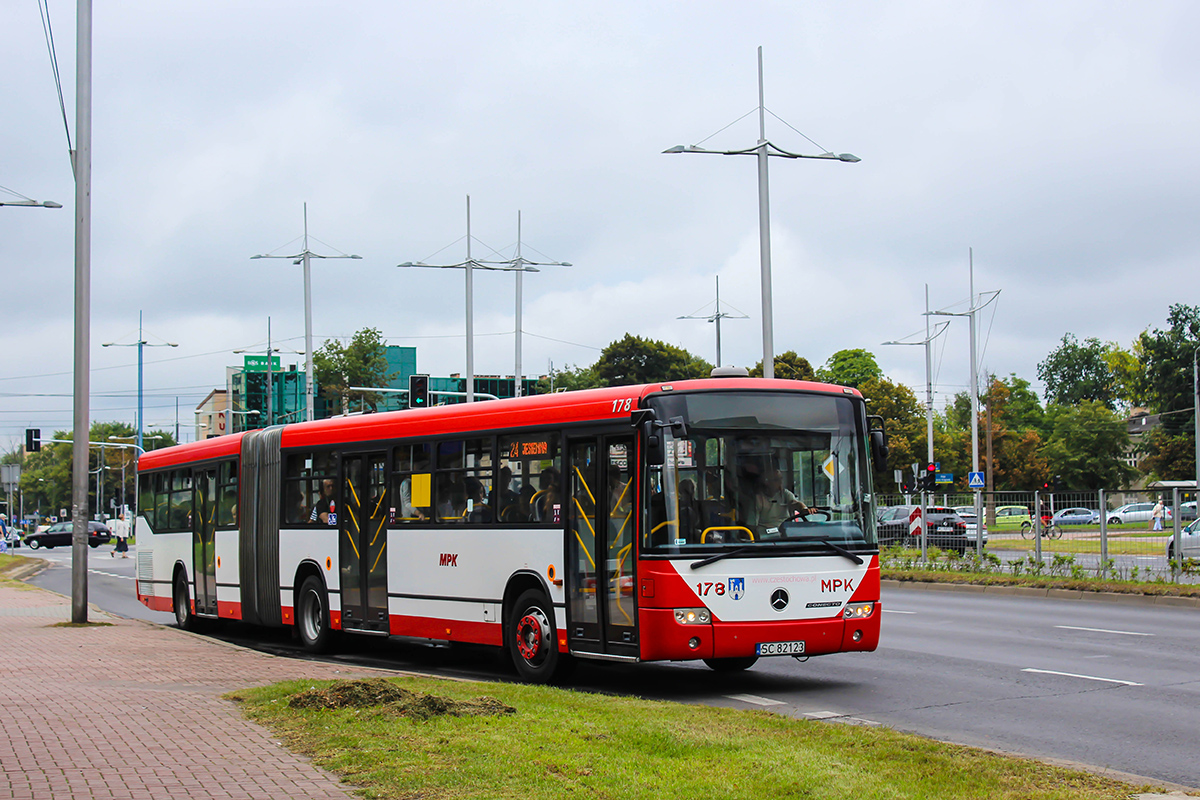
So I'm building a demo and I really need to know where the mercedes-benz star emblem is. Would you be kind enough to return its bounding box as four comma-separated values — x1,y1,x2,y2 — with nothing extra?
770,588,789,611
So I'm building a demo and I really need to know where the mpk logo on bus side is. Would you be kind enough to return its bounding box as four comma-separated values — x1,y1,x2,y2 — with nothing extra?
438,553,458,567
821,578,855,592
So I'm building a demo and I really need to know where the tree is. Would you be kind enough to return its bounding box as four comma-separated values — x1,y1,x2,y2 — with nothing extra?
815,349,882,389
539,362,603,393
312,327,397,414
592,334,712,387
1041,401,1136,490
1103,342,1144,410
1139,427,1195,482
1137,303,1200,436
17,422,175,522
749,351,815,381
998,374,1045,437
1037,334,1117,409
858,376,923,490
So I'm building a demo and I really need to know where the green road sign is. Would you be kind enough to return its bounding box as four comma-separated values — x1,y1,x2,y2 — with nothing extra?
243,355,281,372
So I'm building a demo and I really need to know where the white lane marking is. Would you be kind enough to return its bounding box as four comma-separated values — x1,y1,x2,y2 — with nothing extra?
724,693,786,707
1055,625,1153,637
90,570,135,581
1021,668,1142,686
882,609,916,614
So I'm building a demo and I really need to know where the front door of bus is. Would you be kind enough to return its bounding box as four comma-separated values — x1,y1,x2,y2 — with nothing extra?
192,468,218,617
339,453,389,633
566,434,637,657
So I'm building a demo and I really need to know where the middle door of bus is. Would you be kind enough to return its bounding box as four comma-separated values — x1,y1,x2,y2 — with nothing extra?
338,452,389,633
191,467,218,618
566,433,637,657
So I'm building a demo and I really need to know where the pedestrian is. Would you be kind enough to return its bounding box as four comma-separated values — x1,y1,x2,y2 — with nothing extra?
110,511,131,558
0,514,8,555
1151,499,1164,532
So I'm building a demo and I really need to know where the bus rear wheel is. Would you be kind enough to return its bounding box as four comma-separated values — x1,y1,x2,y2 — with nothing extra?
508,589,572,684
703,656,758,672
297,576,336,654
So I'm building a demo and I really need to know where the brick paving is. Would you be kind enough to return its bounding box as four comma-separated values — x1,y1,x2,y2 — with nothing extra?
0,582,390,799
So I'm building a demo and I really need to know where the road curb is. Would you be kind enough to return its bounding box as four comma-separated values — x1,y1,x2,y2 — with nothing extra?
881,579,1200,609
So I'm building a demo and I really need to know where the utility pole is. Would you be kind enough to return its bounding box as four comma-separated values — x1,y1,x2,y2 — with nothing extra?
882,284,950,470
71,0,94,624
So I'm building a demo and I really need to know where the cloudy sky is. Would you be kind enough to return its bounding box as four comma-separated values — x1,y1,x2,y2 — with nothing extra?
2,1,1197,445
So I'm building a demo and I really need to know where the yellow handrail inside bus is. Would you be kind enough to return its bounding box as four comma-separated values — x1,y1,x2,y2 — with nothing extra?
573,466,597,506
371,540,386,572
650,520,677,535
614,542,634,625
701,526,754,543
572,496,596,569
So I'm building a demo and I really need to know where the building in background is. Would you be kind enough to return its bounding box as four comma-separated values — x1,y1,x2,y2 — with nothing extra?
199,346,542,436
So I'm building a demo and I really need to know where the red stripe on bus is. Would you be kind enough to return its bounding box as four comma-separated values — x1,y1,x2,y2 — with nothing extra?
388,615,503,647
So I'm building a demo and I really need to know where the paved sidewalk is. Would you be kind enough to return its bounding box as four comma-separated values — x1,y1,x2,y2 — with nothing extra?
0,581,388,799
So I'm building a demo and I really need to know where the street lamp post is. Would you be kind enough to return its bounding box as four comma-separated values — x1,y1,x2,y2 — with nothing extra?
400,196,515,403
1193,344,1199,502
929,250,1000,554
234,317,304,427
102,311,178,452
476,211,571,398
108,434,161,517
882,285,951,473
678,276,749,367
253,204,361,422
664,47,859,379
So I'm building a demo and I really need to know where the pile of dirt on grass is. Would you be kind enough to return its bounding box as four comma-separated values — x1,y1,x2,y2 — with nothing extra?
288,678,515,721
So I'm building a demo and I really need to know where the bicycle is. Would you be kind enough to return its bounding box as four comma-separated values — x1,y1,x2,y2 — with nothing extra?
1020,516,1062,540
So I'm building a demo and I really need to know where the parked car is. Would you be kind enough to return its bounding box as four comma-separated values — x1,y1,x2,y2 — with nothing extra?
951,506,989,548
24,521,112,549
877,505,971,553
1166,519,1200,559
1051,507,1100,526
1178,501,1197,521
1107,502,1171,526
990,505,1033,533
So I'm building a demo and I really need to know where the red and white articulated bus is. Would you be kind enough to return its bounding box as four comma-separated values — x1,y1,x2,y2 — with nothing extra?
135,377,887,682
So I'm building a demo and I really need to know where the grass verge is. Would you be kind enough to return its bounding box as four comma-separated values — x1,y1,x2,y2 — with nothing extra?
883,568,1200,597
231,676,1151,800
989,539,1167,556
0,553,41,589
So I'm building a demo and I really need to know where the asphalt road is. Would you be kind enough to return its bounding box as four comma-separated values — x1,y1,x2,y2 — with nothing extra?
24,546,1200,788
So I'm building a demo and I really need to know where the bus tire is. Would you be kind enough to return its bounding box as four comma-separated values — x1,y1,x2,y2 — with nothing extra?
703,656,758,672
508,589,571,683
297,576,336,654
174,574,199,631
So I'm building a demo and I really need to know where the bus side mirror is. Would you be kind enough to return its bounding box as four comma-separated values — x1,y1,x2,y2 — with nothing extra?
867,415,889,469
643,420,664,466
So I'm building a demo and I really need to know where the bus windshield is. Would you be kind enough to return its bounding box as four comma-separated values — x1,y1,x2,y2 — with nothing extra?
643,391,876,554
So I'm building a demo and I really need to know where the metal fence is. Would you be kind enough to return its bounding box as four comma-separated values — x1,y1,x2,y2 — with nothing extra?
876,487,1197,580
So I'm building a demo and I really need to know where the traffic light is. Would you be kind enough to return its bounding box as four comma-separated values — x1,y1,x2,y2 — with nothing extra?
408,374,429,409
922,462,937,491
1052,475,1063,492
25,429,40,452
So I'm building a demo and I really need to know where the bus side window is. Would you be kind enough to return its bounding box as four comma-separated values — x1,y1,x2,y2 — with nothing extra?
392,443,432,524
217,460,238,527
138,472,156,531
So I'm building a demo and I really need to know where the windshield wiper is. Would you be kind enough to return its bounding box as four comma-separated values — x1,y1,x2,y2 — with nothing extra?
819,539,864,565
689,547,752,570
689,540,865,570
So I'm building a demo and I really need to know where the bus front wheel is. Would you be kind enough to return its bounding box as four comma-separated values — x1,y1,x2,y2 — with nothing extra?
297,576,336,654
508,589,572,684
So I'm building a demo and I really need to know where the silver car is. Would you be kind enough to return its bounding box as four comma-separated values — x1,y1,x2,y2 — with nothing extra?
1166,519,1200,559
951,506,989,548
1108,502,1171,525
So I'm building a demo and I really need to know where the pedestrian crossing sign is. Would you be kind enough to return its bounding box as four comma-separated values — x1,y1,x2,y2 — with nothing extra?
968,471,985,489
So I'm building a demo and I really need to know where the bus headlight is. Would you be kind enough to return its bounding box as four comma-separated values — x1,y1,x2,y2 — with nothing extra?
843,602,874,619
674,608,712,625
